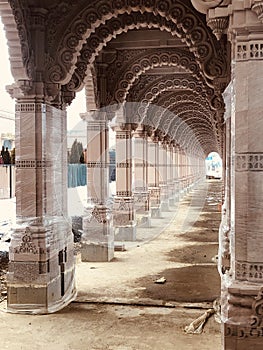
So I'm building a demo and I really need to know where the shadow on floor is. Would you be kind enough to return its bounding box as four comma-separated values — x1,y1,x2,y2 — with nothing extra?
134,265,220,303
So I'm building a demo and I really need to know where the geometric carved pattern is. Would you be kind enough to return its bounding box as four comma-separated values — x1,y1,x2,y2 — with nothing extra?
85,206,107,224
16,160,52,168
15,228,38,254
252,287,263,319
87,161,108,168
128,74,211,104
16,103,43,113
116,162,132,168
236,261,263,282
107,47,202,104
236,42,263,61
236,153,263,172
13,263,39,283
45,0,228,89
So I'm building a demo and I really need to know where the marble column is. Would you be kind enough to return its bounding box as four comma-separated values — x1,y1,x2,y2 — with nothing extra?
80,111,114,262
113,123,136,241
159,142,170,212
7,87,76,313
167,143,175,206
173,146,180,203
133,126,150,227
148,136,161,218
221,6,263,349
178,148,185,198
218,83,231,277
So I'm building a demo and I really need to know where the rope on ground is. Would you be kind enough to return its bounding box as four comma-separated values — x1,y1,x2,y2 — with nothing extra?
184,299,221,334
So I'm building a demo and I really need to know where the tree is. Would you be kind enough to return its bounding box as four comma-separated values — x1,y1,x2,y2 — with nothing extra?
69,139,83,164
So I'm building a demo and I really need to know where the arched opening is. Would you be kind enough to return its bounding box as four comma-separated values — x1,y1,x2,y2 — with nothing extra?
1,2,263,350
205,152,222,179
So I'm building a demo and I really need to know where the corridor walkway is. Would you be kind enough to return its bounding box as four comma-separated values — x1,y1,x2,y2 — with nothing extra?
0,180,222,350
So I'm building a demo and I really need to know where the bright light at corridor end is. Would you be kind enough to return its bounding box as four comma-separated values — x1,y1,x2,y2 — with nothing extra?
205,152,222,179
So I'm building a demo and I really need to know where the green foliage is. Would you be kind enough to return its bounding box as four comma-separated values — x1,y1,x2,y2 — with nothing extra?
69,139,83,164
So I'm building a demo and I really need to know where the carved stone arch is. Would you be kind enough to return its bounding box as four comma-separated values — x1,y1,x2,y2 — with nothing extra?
128,74,213,105
171,106,215,127
169,109,218,142
0,0,30,80
65,11,186,93
111,48,204,104
170,113,216,142
46,0,229,90
170,115,215,143
156,92,211,111
168,114,217,151
84,65,98,110
155,99,216,127
176,128,218,154
147,104,215,142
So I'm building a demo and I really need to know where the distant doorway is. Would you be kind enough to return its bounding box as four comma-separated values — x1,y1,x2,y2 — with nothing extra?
205,152,222,179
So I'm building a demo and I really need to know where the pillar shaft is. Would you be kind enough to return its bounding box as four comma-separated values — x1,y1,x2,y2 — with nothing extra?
81,111,113,262
8,97,76,313
222,7,263,349
148,138,161,217
159,142,169,211
133,128,150,226
113,124,136,241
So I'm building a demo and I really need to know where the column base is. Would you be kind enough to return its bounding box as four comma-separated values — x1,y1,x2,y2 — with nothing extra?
223,320,263,350
7,218,76,314
160,200,170,212
137,214,151,228
6,283,77,314
81,242,114,262
81,205,114,262
169,197,177,207
221,281,263,350
151,207,162,218
115,225,136,241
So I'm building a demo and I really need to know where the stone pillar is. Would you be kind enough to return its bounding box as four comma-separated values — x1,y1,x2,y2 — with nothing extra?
80,111,114,262
7,86,76,313
220,5,263,349
159,142,170,212
178,148,185,198
113,123,136,241
218,84,232,277
133,126,150,227
173,146,180,203
167,143,175,206
148,136,161,218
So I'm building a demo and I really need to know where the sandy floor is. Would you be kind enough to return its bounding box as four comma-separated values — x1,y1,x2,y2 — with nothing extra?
0,179,222,350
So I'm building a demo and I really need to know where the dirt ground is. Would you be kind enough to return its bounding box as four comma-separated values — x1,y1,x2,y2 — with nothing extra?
0,179,222,350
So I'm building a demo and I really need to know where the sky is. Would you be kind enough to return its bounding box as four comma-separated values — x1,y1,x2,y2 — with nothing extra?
0,21,86,133
0,22,15,134
0,21,115,147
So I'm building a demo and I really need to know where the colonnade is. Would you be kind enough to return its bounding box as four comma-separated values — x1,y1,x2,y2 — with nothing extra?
80,110,206,262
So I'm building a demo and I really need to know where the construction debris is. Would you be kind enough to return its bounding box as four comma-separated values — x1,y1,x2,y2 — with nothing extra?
154,277,166,284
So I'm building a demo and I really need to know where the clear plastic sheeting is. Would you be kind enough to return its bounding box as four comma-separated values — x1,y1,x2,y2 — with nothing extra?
184,300,221,334
6,103,76,314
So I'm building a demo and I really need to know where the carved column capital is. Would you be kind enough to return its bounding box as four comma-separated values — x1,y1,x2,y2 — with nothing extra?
252,1,263,22
191,0,231,14
207,16,229,40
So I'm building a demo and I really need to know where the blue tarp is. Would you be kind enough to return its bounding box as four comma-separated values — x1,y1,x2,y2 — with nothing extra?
68,164,87,188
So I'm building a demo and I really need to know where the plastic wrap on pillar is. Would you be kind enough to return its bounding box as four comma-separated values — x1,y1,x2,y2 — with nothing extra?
8,102,76,314
133,127,150,226
81,111,114,262
113,123,136,241
159,143,169,212
148,137,161,218
221,8,263,349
